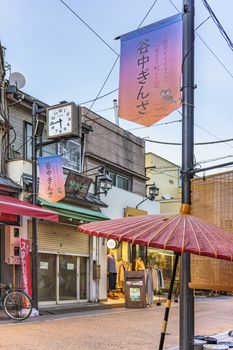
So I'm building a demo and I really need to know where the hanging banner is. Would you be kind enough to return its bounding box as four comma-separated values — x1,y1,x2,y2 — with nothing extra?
38,155,65,203
20,238,32,298
118,14,182,126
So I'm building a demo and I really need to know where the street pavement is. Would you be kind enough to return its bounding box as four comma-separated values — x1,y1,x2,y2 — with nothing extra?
0,296,233,349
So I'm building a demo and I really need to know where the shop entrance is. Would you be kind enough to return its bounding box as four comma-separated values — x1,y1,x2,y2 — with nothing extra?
38,253,88,304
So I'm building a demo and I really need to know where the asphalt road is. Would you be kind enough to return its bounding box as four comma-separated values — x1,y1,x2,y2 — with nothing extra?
0,297,233,350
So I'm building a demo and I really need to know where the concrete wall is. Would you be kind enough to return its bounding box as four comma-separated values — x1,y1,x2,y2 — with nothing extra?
84,109,146,196
100,186,160,219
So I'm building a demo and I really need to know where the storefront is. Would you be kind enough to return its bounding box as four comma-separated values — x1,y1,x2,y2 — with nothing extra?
106,241,176,298
33,200,109,305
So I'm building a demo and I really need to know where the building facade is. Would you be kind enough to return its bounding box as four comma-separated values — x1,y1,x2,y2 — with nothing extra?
146,152,181,213
1,87,159,305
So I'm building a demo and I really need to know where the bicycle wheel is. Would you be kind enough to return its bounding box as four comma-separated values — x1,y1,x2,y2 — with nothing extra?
3,290,32,321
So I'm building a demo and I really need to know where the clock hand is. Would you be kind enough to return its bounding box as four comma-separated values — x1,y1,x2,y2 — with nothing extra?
50,120,61,126
50,118,63,126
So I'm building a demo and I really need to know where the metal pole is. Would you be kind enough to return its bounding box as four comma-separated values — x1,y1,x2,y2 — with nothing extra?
180,1,195,349
159,253,180,350
113,99,119,126
31,101,38,310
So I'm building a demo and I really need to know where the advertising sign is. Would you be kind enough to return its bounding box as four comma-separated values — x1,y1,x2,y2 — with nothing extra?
118,14,182,126
65,172,92,198
20,238,32,298
38,155,65,203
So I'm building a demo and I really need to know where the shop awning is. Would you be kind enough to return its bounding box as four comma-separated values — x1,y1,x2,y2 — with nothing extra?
0,195,58,222
38,198,110,222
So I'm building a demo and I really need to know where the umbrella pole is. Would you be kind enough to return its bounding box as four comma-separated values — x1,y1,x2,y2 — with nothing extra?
158,253,180,350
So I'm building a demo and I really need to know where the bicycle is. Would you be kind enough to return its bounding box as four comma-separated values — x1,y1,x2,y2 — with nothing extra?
0,283,32,321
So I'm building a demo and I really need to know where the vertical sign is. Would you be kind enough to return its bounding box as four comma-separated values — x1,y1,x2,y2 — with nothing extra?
118,14,182,126
20,238,32,298
38,155,65,203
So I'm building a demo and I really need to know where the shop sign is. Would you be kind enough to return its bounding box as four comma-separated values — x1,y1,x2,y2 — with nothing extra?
107,239,119,249
65,172,92,198
20,238,32,298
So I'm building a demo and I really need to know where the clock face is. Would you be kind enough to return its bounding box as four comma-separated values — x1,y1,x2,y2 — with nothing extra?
48,104,72,137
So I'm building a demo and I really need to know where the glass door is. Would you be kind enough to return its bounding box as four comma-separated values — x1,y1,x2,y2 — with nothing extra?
38,253,56,302
59,255,77,301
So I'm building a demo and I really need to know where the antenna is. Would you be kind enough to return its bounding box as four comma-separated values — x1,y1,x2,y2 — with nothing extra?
9,72,26,89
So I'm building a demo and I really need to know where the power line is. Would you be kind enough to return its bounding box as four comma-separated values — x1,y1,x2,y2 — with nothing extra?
79,88,118,105
195,33,233,78
58,0,119,56
168,0,233,79
145,137,233,146
127,119,182,131
81,0,160,126
194,122,233,149
82,56,119,125
201,0,233,51
137,0,159,28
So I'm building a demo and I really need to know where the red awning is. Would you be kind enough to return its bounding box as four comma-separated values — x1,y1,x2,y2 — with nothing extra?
0,195,58,222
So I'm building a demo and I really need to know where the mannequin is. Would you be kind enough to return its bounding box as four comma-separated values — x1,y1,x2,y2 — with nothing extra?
107,252,117,294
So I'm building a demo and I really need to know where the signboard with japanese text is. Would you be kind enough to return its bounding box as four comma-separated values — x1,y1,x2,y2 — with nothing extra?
38,155,65,203
65,172,92,198
20,238,32,298
118,14,182,126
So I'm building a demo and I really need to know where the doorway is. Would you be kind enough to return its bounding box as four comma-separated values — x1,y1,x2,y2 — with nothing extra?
38,253,88,304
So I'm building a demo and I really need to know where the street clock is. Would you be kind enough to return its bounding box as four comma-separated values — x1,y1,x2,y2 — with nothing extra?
46,102,81,139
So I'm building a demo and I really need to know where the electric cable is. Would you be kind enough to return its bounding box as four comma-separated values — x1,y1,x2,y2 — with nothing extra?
127,119,182,131
58,0,119,57
145,136,233,146
79,88,119,106
201,0,233,51
137,0,159,28
194,122,233,149
195,32,233,78
79,0,160,127
168,0,233,79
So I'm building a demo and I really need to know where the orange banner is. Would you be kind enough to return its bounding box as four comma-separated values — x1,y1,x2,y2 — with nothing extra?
118,14,182,126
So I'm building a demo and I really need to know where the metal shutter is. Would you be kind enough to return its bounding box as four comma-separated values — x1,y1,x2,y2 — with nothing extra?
28,221,89,255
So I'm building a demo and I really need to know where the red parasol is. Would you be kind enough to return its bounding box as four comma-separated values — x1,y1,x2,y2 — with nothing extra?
80,210,233,350
79,212,233,262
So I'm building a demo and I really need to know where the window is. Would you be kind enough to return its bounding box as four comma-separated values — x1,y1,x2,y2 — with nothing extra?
117,175,130,191
108,171,130,191
58,138,81,172
24,122,32,160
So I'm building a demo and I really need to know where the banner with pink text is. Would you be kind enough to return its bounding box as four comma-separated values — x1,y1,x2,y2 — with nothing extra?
118,14,182,126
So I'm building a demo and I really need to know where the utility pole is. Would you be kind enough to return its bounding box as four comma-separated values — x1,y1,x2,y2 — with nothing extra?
180,1,195,349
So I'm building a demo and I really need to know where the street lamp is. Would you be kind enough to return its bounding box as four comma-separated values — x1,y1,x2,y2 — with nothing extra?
136,182,159,209
95,172,113,196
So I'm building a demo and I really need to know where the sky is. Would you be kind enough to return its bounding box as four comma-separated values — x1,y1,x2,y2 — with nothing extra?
0,0,233,174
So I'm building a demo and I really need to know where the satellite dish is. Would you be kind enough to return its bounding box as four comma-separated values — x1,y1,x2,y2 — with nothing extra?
9,72,26,89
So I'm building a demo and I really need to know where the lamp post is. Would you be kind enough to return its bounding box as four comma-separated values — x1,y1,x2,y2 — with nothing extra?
135,182,159,209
